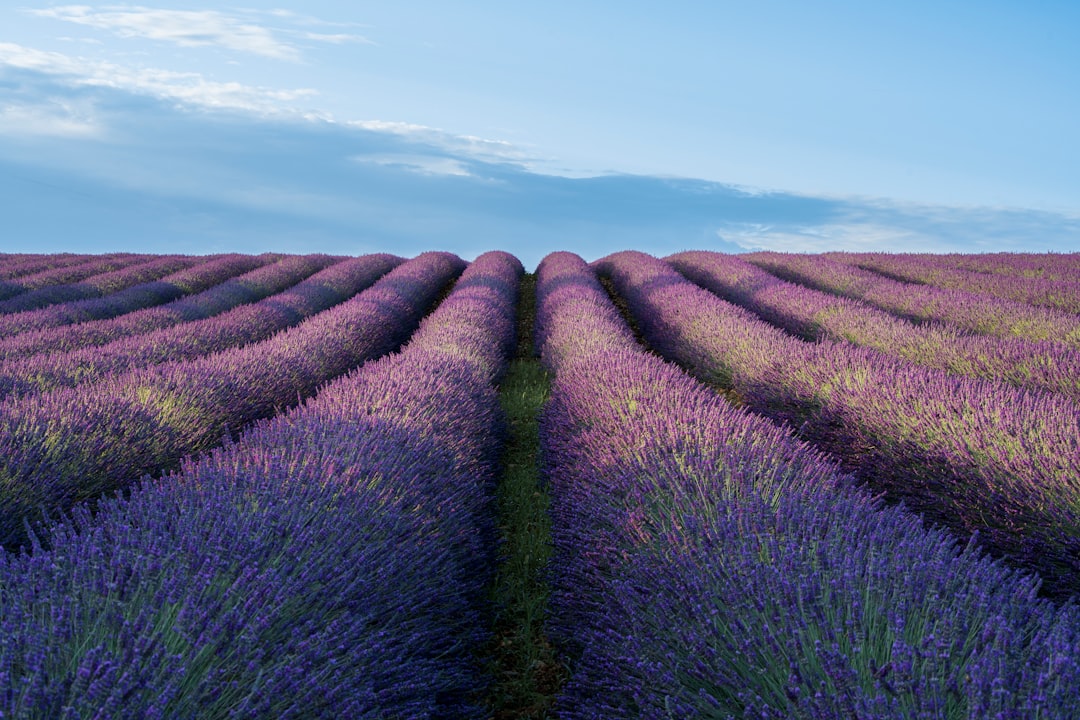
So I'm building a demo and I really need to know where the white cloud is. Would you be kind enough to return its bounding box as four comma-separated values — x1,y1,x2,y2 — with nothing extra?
352,153,472,177
27,5,375,59
29,5,294,59
0,42,317,113
0,42,527,167
718,222,939,254
0,101,101,137
346,120,529,165
300,32,371,45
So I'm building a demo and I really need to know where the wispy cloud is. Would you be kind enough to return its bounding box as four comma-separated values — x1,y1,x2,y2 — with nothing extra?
346,120,529,165
26,5,372,60
29,5,298,59
0,41,531,172
0,100,101,138
718,223,931,253
3,71,1079,266
717,199,1080,254
0,42,317,113
352,153,473,177
300,32,370,45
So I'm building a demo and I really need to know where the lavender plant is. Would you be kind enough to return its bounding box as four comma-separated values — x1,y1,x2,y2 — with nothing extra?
0,255,198,315
0,253,100,281
0,254,398,399
0,254,274,338
536,251,1080,718
0,254,336,360
746,251,1080,348
922,251,1080,283
0,252,459,548
827,251,1080,314
0,251,521,718
596,250,1080,598
667,251,1080,403
0,254,151,302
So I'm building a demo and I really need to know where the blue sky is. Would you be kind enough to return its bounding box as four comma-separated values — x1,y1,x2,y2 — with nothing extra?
2,2,1079,266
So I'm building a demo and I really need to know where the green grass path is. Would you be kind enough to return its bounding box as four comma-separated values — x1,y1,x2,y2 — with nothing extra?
487,274,563,719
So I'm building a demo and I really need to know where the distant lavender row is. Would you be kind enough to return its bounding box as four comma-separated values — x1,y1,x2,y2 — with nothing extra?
0,252,456,548
0,254,380,399
596,250,1080,599
825,251,1080,315
0,254,41,276
0,255,198,315
746,251,1080,347
537,251,1080,718
0,251,519,718
0,254,274,337
0,253,99,281
668,251,1080,403
0,253,151,301
0,253,337,361
924,251,1080,282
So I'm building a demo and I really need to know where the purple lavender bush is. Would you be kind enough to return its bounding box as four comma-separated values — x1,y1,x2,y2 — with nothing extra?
668,250,1080,403
826,250,1080,314
0,252,457,548
0,255,198,315
597,250,1080,599
536,251,1080,718
0,254,151,302
919,251,1080,283
0,254,397,399
745,251,1080,348
0,251,520,718
0,253,99,281
0,253,335,360
0,253,273,338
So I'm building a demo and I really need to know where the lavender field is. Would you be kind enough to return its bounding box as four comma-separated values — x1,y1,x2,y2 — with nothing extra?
1,250,1079,719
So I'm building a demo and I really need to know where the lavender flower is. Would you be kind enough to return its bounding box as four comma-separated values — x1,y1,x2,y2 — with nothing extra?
0,251,520,718
537,250,1080,718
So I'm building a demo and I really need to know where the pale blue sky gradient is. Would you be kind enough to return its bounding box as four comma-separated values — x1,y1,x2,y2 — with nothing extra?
2,2,1079,263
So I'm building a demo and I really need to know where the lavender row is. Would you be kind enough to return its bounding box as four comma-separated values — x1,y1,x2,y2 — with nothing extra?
825,251,1080,315
536,251,1080,718
746,251,1080,348
0,254,39,277
0,254,275,338
0,252,458,547
596,250,1080,598
0,253,100,281
923,251,1080,282
668,251,1080,403
0,253,338,361
0,254,384,399
0,251,519,718
0,253,152,301
0,255,199,315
